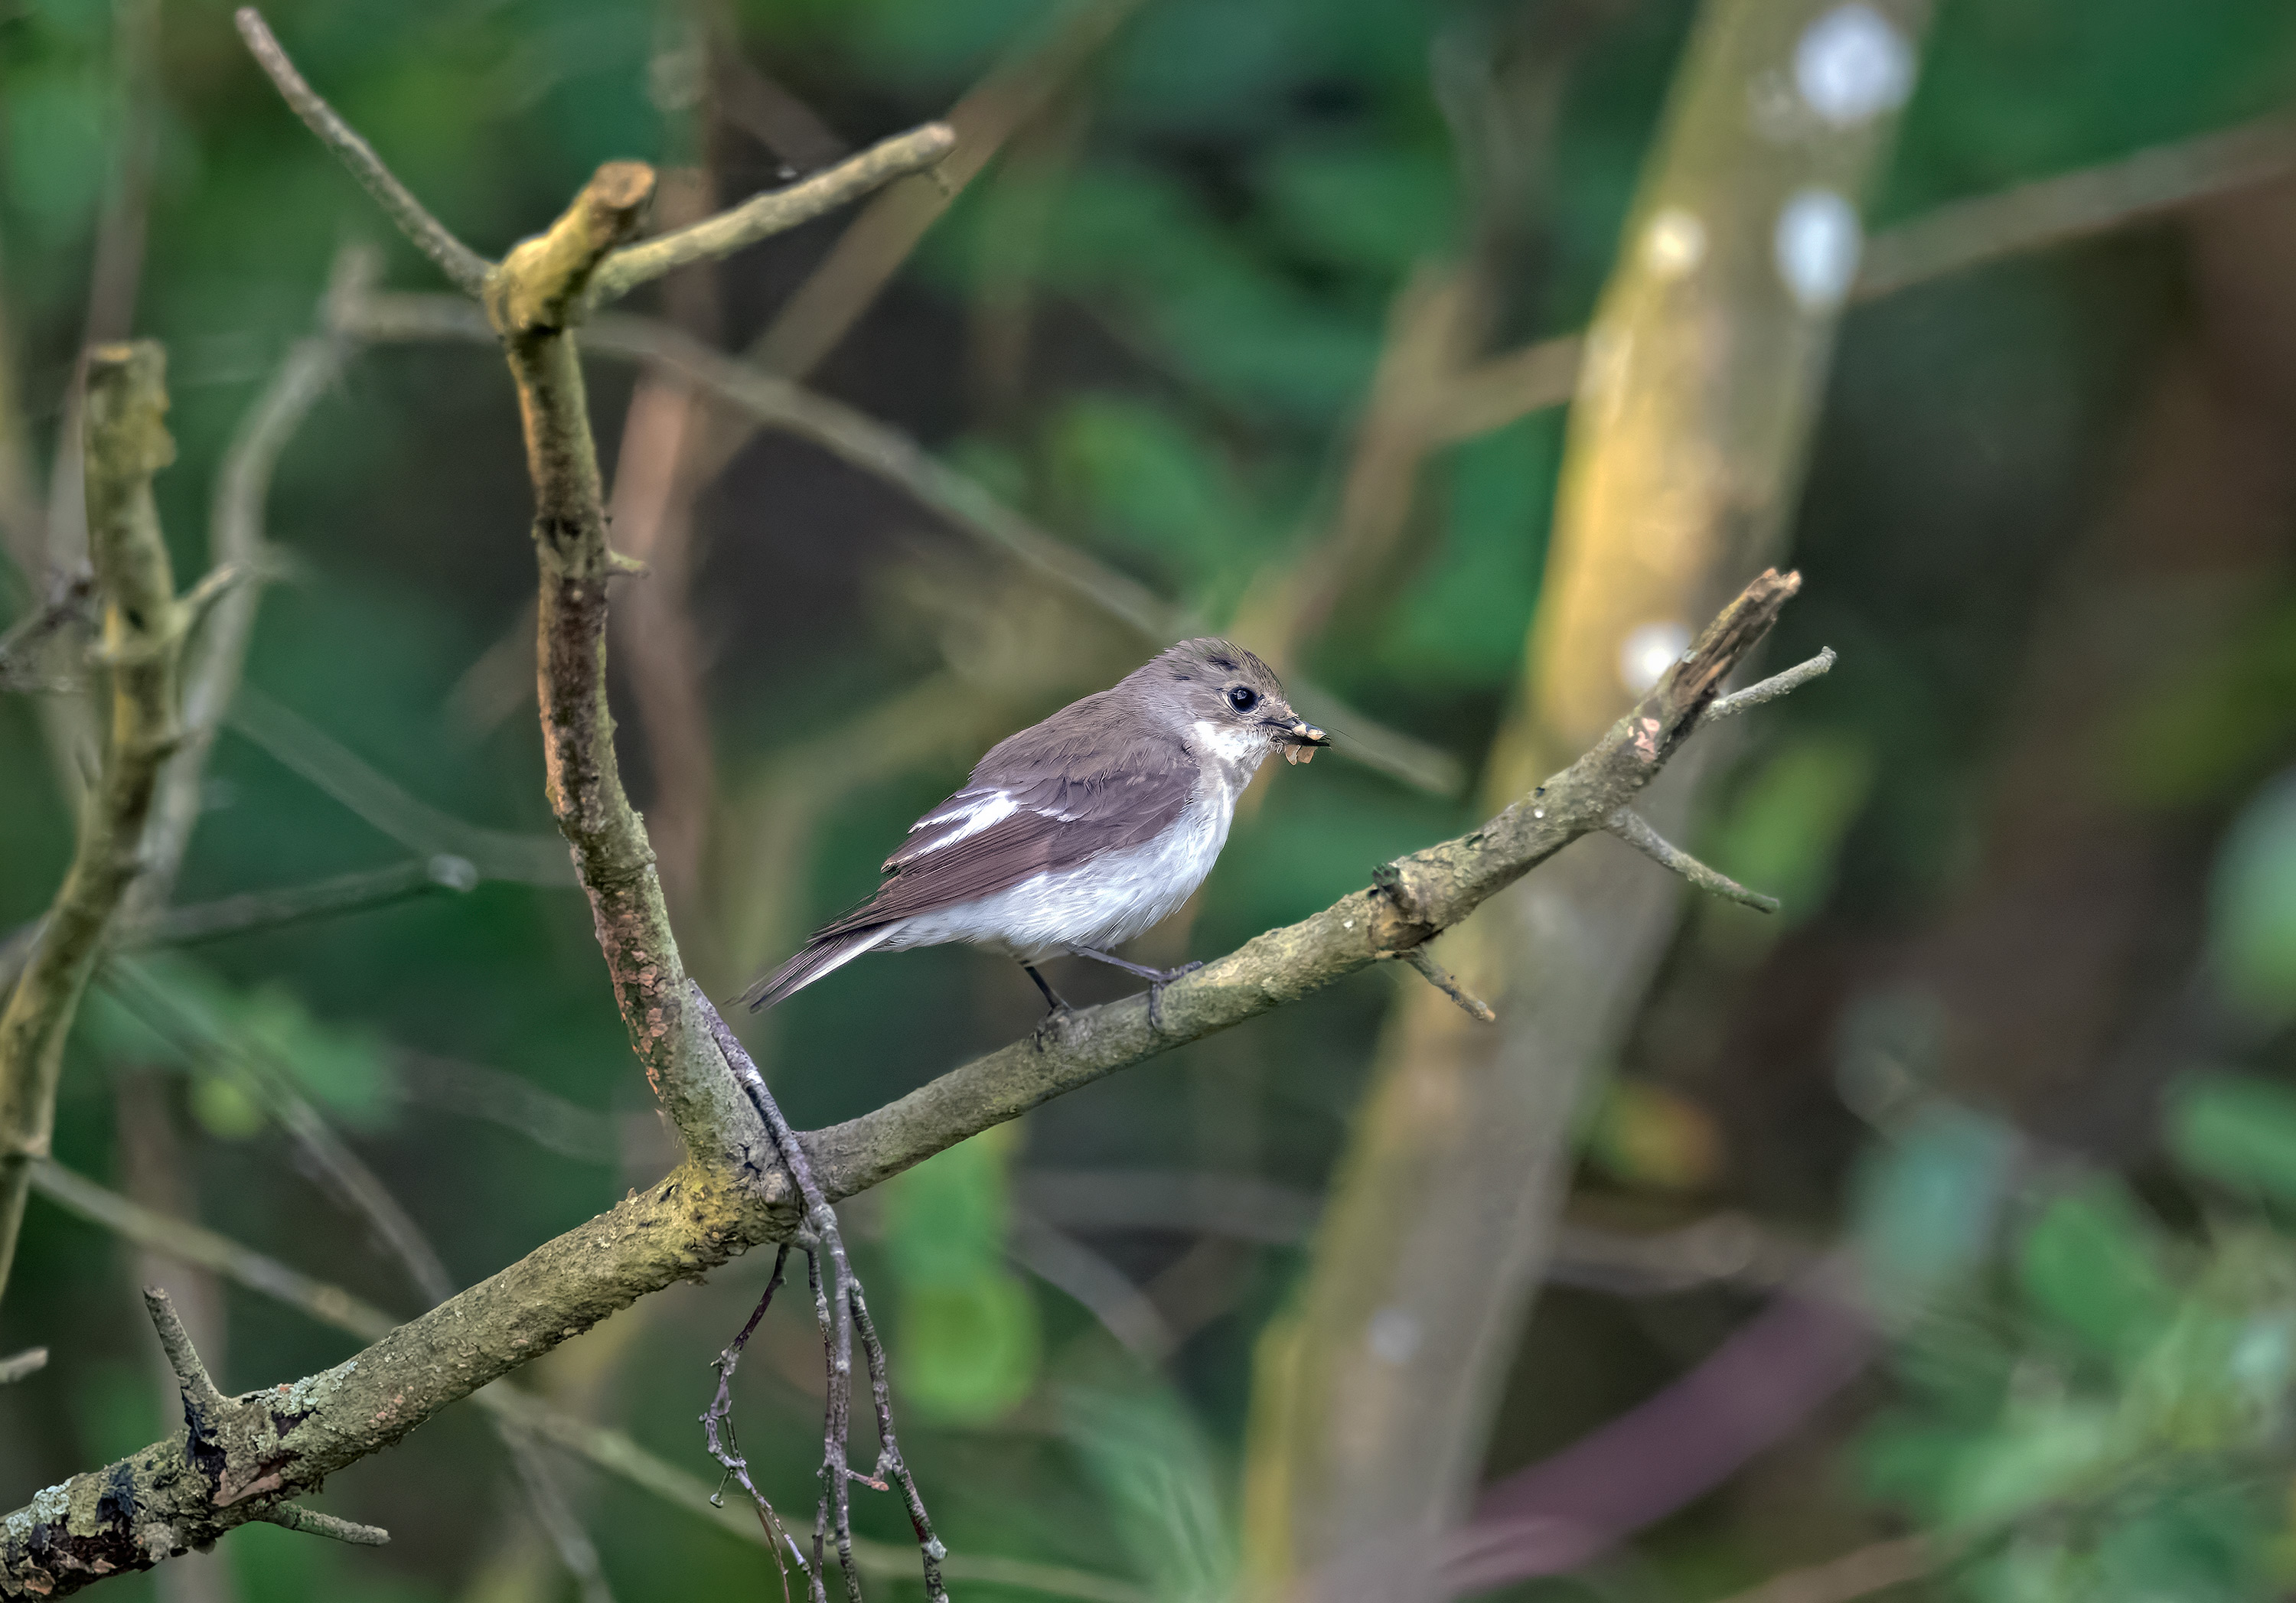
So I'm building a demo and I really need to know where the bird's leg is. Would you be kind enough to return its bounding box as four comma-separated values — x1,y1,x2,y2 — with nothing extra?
1022,962,1071,1014
1022,963,1074,1044
1065,946,1204,1032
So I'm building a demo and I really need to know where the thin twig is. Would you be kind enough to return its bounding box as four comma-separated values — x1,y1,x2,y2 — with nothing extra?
1603,808,1779,914
1704,1534,1932,1603
142,1285,224,1409
0,567,94,690
131,246,377,922
233,9,492,294
259,1504,390,1546
694,988,945,1603
588,123,956,307
1397,945,1496,1022
702,1244,799,1593
122,857,477,947
0,1346,47,1385
1703,648,1835,724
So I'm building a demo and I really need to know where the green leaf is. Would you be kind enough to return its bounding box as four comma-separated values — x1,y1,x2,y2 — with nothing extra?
2017,1183,2174,1366
2167,1073,2296,1201
892,1275,1042,1425
1851,1103,2017,1312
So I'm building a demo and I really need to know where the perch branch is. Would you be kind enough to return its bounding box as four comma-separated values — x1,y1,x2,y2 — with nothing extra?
586,124,956,307
234,9,491,294
30,1158,1137,1600
0,569,1812,1597
0,343,188,1305
1603,807,1779,914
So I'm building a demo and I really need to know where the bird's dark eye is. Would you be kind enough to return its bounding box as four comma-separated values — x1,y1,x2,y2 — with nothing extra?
1226,686,1259,712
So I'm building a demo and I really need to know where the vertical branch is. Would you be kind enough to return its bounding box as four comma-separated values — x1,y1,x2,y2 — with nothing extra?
1241,1,1929,1597
0,342,184,1304
483,161,765,1172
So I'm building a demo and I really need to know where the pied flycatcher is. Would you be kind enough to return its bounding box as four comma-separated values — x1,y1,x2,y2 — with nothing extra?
739,639,1328,1024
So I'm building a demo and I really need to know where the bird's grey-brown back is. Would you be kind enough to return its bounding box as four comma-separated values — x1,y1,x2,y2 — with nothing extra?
737,637,1326,1011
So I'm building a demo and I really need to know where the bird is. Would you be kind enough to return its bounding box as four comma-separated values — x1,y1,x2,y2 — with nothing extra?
737,638,1329,1027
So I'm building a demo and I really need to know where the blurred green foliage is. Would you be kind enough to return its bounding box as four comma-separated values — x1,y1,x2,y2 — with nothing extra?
5,0,2296,1597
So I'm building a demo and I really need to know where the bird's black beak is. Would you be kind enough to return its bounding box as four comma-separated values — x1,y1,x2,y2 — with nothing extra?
1280,716,1329,765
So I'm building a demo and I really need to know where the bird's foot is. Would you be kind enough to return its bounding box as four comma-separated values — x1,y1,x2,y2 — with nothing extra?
1144,961,1203,1033
1032,1002,1074,1047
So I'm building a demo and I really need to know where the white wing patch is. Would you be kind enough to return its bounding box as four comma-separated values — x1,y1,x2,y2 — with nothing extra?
907,789,1019,854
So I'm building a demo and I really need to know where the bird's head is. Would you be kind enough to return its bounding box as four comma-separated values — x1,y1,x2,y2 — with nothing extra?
1143,638,1329,767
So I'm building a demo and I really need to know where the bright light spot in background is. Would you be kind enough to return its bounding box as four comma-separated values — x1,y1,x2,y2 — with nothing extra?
1794,3,1916,128
1619,621,1691,693
1365,1306,1421,1365
1642,207,1707,279
1776,188,1863,312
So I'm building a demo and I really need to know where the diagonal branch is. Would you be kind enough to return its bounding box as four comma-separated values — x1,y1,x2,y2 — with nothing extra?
341,290,1469,798
1603,807,1780,914
585,124,956,308
0,568,1816,1597
233,9,492,295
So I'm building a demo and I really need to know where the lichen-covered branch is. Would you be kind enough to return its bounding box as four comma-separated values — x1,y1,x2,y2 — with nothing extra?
2,570,1808,1598
0,343,184,1305
797,570,1805,1200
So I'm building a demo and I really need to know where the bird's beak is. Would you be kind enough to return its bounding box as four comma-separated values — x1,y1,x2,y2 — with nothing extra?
1281,717,1329,765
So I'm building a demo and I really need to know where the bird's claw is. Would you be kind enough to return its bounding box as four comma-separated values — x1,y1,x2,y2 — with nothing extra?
1145,963,1202,1034
1032,1004,1073,1047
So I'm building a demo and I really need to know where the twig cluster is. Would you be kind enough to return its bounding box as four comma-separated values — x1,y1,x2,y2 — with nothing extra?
696,990,948,1603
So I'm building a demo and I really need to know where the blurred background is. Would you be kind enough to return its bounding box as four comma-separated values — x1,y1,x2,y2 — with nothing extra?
7,0,2296,1598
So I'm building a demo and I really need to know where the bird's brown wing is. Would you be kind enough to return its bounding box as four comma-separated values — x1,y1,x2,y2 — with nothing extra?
809,703,1197,940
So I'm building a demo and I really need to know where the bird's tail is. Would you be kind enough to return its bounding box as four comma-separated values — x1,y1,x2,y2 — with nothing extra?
734,926,893,1012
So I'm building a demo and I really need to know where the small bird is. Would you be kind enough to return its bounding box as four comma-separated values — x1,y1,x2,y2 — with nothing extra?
739,639,1328,1025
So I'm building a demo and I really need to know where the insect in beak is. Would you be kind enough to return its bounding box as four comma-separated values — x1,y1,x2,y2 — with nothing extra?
1282,718,1329,764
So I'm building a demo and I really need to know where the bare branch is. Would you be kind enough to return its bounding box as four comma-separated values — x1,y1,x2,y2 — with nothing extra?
0,342,188,1305
224,686,572,886
142,1285,223,1410
1604,807,1779,914
1703,647,1836,724
233,8,492,295
586,124,956,308
1397,945,1496,1023
122,856,478,949
0,1347,47,1385
258,1504,390,1546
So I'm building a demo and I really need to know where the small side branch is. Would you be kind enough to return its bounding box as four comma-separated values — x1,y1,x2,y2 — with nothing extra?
0,568,95,691
1397,946,1496,1023
144,1285,224,1412
233,8,491,295
587,124,957,308
1701,647,1835,725
1606,808,1779,914
259,1504,390,1546
0,1346,47,1384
